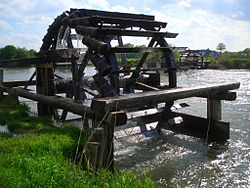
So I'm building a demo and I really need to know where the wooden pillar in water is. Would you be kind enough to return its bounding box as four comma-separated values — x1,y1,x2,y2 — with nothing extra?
36,63,55,117
207,98,229,140
0,69,3,101
207,98,221,121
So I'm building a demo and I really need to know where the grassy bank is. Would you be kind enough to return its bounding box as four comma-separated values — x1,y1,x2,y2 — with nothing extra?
208,57,250,69
0,98,154,188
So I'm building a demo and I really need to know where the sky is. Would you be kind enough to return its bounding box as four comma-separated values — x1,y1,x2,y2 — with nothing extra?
0,0,250,52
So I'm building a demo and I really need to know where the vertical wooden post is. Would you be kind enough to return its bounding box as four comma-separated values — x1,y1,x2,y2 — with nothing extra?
0,68,3,101
207,98,229,141
36,63,55,117
207,98,221,121
102,121,115,170
83,118,115,171
117,36,126,65
168,69,177,88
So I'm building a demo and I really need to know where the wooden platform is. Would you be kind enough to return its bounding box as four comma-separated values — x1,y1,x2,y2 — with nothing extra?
91,82,240,112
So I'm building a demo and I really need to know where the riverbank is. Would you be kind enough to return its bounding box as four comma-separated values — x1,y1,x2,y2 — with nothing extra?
0,98,154,187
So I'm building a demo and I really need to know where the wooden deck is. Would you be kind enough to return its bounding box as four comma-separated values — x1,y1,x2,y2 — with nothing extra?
91,82,240,112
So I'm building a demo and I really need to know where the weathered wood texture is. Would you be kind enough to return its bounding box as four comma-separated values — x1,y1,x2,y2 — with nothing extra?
3,80,36,87
4,87,127,126
0,69,3,101
207,99,221,121
74,8,155,20
197,91,237,101
108,47,171,54
91,82,240,112
170,112,229,141
76,26,178,38
5,87,92,116
36,64,55,117
83,120,115,170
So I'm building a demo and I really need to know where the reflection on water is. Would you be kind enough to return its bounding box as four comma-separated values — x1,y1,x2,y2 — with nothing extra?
3,68,250,187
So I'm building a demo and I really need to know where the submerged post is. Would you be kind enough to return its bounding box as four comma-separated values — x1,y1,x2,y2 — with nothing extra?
207,97,229,140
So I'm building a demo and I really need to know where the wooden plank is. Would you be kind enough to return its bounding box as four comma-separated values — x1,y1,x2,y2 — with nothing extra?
108,47,171,54
75,26,178,38
90,16,166,28
99,28,177,38
4,87,127,126
134,82,160,91
0,57,49,67
5,87,94,118
67,16,167,29
0,69,3,101
83,142,100,171
171,112,229,141
3,80,36,87
74,9,155,21
91,82,240,112
197,91,236,101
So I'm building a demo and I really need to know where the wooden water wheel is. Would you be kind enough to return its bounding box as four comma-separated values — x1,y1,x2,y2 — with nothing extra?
40,9,178,111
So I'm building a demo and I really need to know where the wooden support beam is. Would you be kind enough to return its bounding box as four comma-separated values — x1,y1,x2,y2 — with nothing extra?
134,82,160,91
197,91,236,101
3,80,36,87
36,64,55,117
117,36,126,65
108,47,171,54
74,9,155,21
0,57,49,67
0,69,3,101
83,142,100,171
4,87,127,126
75,26,178,38
171,112,229,141
5,87,93,117
91,82,240,112
89,16,166,28
207,98,221,121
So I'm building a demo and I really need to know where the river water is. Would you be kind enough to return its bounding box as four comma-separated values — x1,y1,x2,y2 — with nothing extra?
2,68,250,187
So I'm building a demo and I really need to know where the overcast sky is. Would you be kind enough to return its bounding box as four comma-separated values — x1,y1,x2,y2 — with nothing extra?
0,0,249,51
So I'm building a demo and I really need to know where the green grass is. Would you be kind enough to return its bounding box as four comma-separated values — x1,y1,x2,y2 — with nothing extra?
208,57,250,69
0,98,154,187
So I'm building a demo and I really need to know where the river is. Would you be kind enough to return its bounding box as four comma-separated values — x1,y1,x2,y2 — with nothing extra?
2,68,250,187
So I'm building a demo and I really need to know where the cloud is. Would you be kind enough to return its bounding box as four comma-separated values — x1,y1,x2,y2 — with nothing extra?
232,11,244,19
178,0,193,8
109,5,138,14
86,0,109,9
150,8,250,51
0,0,249,51
0,33,41,50
0,20,12,30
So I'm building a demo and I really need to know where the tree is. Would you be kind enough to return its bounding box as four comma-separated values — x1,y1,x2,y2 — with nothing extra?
0,45,17,60
216,43,226,53
0,45,36,60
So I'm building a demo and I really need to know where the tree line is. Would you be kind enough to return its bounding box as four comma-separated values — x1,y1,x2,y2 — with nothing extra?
209,45,250,69
0,45,36,60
